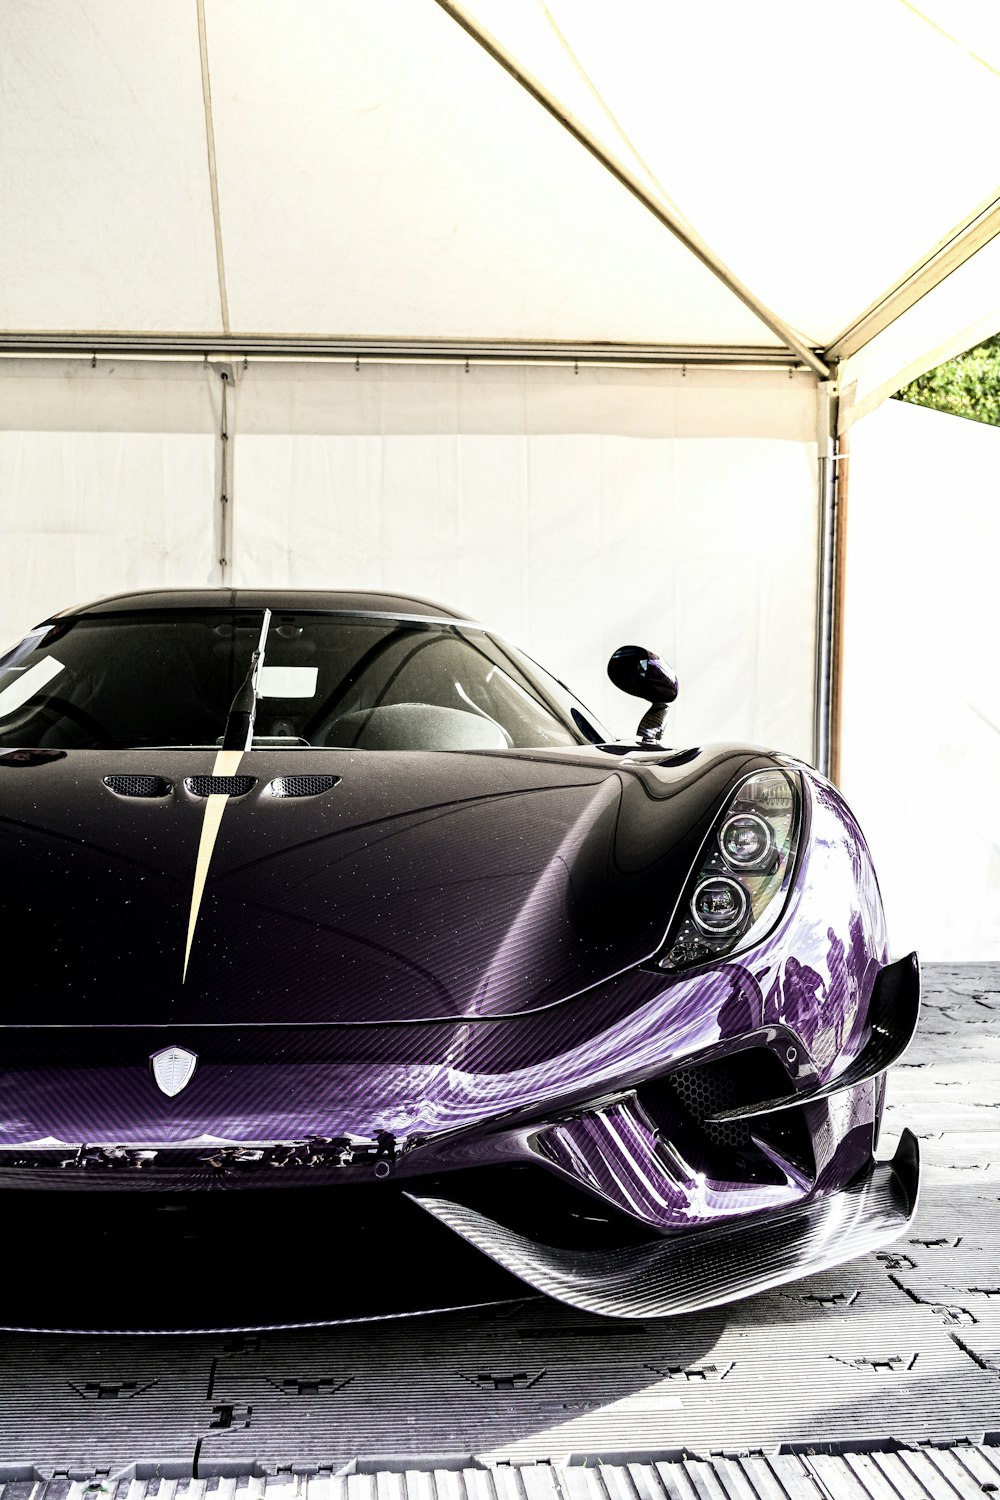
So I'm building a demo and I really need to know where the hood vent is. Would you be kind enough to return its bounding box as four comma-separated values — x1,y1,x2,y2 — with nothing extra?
184,775,257,798
103,774,172,799
268,774,341,798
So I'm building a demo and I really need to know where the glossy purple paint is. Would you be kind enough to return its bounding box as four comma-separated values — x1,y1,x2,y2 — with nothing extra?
0,754,890,1236
531,1095,812,1231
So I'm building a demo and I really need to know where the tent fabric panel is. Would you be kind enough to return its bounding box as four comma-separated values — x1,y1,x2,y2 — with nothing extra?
0,431,217,651
231,361,819,439
0,0,999,372
840,398,1000,959
0,356,818,438
0,0,221,333
0,359,224,435
461,0,1000,349
838,231,1000,430
193,0,782,347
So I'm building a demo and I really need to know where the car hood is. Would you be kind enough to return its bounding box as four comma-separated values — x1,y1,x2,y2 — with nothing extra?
0,745,753,1025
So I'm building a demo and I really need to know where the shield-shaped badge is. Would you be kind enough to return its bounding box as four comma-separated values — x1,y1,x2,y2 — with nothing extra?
150,1045,198,1097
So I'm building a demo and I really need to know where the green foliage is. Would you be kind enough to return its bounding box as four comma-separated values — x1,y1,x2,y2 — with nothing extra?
895,333,1000,426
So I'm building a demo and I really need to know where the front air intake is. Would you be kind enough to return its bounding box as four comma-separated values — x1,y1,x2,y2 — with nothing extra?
268,774,341,798
184,775,257,798
103,775,172,799
639,1048,813,1179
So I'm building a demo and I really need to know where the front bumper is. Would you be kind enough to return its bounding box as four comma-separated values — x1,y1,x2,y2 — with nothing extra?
0,954,920,1208
0,950,921,1328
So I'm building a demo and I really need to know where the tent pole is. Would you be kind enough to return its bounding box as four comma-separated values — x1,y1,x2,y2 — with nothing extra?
828,428,849,786
213,363,235,586
432,0,829,381
813,380,842,778
824,188,1000,361
0,334,803,367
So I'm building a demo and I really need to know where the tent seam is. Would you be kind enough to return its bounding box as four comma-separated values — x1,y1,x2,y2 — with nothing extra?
537,0,692,236
197,0,231,335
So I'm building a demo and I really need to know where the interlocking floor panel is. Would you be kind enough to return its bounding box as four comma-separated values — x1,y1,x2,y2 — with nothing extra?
2,1448,1000,1500
0,963,998,1478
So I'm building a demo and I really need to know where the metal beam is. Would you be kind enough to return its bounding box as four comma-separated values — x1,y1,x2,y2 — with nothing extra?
825,186,1000,362
828,426,849,787
0,332,801,368
813,381,841,778
432,0,830,380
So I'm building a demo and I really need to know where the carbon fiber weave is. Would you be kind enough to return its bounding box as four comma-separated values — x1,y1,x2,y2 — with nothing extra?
410,1129,919,1318
710,951,921,1122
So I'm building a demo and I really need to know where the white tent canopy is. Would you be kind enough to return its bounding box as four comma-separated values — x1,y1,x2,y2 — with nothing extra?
2,0,999,776
3,0,1000,409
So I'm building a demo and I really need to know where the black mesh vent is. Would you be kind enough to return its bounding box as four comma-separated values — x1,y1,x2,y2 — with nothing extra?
663,1062,755,1153
640,1048,812,1181
184,775,257,798
268,774,341,798
103,775,172,799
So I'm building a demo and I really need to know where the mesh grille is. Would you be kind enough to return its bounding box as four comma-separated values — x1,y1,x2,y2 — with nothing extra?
268,774,341,798
666,1063,753,1152
642,1052,811,1181
102,775,172,799
184,775,257,798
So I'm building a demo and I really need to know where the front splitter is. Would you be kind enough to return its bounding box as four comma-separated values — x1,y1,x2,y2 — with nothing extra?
410,1130,920,1318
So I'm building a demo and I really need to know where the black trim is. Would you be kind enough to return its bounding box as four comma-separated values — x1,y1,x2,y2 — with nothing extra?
52,588,464,620
709,951,921,1123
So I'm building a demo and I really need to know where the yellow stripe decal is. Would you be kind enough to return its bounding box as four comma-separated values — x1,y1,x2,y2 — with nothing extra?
182,748,244,981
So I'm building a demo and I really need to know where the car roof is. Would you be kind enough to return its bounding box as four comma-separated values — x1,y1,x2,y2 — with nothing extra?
52,588,468,621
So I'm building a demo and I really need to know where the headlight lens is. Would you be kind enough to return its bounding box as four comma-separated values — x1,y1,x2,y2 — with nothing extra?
691,876,749,934
660,767,801,971
718,811,774,870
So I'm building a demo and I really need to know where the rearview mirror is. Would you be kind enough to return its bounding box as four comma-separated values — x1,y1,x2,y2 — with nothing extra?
607,645,678,745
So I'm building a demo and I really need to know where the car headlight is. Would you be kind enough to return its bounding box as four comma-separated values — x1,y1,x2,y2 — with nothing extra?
660,767,802,971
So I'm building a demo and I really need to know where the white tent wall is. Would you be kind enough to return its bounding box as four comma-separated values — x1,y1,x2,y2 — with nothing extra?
0,360,223,648
0,358,819,757
0,429,216,644
839,397,1000,960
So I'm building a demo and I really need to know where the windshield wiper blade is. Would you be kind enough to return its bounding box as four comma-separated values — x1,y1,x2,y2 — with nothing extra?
221,608,271,753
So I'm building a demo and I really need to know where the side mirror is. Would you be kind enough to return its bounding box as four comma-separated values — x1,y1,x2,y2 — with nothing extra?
607,645,679,746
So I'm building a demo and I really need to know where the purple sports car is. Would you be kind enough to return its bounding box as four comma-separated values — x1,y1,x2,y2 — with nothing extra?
0,590,918,1331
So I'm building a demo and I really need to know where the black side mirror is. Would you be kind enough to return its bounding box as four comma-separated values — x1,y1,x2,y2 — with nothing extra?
607,645,679,746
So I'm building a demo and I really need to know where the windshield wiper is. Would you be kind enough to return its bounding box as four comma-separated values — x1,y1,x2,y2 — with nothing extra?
221,608,271,752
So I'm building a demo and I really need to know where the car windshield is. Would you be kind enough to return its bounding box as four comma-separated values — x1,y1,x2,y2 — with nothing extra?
0,610,606,752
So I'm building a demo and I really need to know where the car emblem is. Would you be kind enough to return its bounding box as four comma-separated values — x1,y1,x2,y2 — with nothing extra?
150,1046,198,1097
